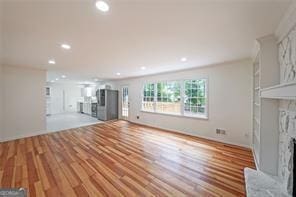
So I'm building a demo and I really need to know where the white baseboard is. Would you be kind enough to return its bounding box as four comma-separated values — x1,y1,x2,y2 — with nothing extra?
129,120,251,149
0,122,104,142
1,120,251,149
0,130,49,142
251,147,260,170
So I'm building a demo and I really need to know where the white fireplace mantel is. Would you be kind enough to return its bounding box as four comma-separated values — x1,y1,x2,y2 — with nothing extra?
261,82,296,100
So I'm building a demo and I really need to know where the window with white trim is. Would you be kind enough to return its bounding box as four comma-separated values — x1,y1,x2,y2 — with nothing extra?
142,83,155,112
141,79,208,118
184,79,207,116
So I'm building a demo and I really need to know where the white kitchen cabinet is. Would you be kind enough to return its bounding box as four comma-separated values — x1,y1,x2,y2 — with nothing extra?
83,103,87,114
82,103,92,115
46,102,51,115
81,86,96,97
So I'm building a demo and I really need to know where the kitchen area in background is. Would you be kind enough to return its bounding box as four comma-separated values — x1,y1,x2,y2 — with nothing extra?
46,79,118,132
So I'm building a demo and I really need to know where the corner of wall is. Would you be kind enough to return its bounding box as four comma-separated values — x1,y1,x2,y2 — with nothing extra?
0,65,3,142
1,66,47,142
0,1,3,141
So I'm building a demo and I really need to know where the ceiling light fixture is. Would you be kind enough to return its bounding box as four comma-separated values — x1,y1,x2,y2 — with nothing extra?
56,78,59,81
181,57,187,62
141,66,146,70
116,72,121,76
96,1,110,12
50,80,55,83
48,59,56,64
61,75,66,79
61,44,71,50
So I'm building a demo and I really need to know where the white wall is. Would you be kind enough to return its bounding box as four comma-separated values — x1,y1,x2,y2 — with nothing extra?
0,2,3,139
0,65,3,140
49,84,64,114
48,83,82,114
114,59,253,147
2,66,46,142
65,84,82,112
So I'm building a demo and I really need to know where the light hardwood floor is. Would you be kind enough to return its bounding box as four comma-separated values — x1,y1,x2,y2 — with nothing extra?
0,120,255,197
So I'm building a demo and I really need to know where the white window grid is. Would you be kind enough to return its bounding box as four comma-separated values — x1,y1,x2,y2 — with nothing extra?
141,79,208,118
156,81,181,113
142,83,155,111
184,79,207,115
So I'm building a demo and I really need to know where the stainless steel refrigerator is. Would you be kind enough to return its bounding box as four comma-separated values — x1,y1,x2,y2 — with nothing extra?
96,89,118,121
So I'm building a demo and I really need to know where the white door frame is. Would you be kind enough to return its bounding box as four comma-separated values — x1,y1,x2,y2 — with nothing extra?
121,86,129,120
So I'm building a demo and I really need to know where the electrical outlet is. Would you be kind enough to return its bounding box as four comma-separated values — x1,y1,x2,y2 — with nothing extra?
216,129,226,135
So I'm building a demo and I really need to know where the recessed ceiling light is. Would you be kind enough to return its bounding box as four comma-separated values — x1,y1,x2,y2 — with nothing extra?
141,66,146,70
56,78,59,81
48,59,56,64
181,57,187,62
50,80,55,83
96,1,109,12
116,72,121,76
61,44,71,50
61,75,66,79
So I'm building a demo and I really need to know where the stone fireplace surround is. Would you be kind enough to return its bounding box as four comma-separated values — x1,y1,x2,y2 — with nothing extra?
277,11,296,196
245,101,296,197
279,101,296,195
245,3,296,196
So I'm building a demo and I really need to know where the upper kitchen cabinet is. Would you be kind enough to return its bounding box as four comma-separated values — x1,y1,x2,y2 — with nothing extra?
81,86,96,97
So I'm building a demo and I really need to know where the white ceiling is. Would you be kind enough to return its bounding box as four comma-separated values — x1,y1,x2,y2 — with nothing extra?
1,0,291,82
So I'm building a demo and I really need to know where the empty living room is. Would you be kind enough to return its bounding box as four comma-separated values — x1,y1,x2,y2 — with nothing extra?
1,0,296,196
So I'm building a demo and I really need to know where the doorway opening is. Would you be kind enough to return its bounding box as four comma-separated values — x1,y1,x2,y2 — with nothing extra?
122,86,129,120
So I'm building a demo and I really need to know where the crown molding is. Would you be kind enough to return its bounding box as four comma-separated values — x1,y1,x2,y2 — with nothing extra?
251,39,260,62
275,0,296,42
251,34,276,62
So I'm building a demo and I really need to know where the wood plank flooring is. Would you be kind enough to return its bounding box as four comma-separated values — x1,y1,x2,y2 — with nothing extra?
0,120,255,197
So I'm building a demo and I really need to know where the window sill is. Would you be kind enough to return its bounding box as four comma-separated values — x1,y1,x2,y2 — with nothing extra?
140,110,208,120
